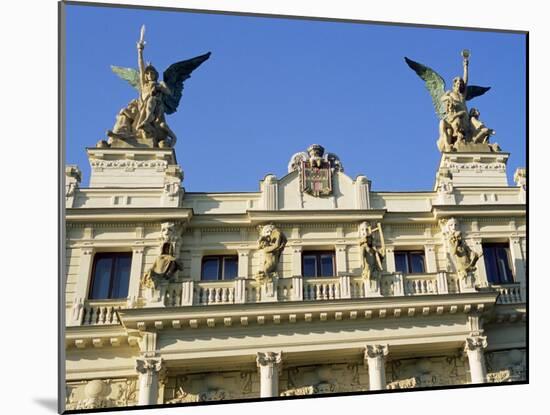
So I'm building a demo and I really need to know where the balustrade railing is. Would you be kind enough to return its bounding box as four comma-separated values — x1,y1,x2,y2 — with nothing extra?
303,277,341,300
74,272,524,325
493,283,523,304
81,300,125,325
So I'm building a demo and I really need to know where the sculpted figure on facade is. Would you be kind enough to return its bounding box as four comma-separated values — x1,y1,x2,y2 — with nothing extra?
105,25,210,148
142,221,182,289
405,50,498,153
256,224,287,282
440,218,480,287
358,221,385,282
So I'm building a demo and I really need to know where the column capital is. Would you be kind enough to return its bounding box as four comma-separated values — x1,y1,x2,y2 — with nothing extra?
364,344,389,360
256,351,282,368
464,336,488,352
136,357,164,374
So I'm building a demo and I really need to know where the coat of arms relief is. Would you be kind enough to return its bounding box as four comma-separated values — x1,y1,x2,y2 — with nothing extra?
288,144,343,197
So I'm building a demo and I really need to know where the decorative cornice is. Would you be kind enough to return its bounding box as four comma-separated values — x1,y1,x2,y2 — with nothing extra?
116,291,498,332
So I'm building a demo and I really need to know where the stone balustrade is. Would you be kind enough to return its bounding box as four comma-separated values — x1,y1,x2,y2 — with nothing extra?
75,273,524,326
493,283,523,304
81,299,125,325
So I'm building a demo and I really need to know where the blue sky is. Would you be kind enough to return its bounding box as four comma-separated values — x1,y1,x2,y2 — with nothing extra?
65,4,526,192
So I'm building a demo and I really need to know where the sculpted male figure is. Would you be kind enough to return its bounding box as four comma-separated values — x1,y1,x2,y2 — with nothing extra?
142,242,182,289
358,222,385,282
441,218,480,284
257,224,287,282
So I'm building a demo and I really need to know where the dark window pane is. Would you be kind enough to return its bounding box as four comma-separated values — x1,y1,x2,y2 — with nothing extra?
202,258,219,281
410,253,426,273
111,254,131,298
483,243,514,284
90,256,113,299
223,257,238,280
303,255,317,277
395,253,408,274
495,247,513,283
320,254,334,276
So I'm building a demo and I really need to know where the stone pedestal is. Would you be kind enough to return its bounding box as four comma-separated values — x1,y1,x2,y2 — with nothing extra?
434,152,509,189
260,277,279,303
143,283,167,308
87,147,183,190
364,344,389,390
136,357,163,405
256,352,282,397
464,336,488,384
364,279,382,298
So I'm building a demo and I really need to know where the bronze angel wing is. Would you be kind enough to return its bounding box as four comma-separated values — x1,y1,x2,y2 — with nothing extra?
405,57,447,119
162,52,211,115
111,66,140,91
466,85,491,101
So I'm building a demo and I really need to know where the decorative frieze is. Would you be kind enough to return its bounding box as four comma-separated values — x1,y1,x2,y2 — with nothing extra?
65,378,137,410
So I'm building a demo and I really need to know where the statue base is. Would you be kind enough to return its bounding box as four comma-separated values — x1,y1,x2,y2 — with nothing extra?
87,147,182,189
364,279,382,298
434,152,509,189
259,276,279,303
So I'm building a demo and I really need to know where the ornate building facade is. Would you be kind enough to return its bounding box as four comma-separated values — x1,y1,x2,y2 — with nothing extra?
64,140,526,410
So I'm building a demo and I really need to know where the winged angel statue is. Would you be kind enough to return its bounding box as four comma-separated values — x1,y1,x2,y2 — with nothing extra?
105,26,210,148
405,50,499,153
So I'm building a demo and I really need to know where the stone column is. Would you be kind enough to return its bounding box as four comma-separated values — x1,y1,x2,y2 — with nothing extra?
471,238,489,287
364,344,389,390
464,336,488,384
256,352,282,397
136,357,164,406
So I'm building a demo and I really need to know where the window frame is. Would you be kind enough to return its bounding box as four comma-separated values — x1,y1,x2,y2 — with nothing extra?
394,250,426,274
88,251,133,300
201,255,239,281
301,250,336,277
482,242,515,284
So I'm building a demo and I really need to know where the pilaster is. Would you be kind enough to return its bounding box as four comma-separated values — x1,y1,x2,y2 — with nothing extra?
335,244,348,276
509,237,526,301
68,246,94,326
385,247,396,273
127,246,145,307
424,244,437,273
291,246,303,277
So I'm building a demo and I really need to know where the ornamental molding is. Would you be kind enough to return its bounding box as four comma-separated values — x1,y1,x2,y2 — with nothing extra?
90,159,168,169
116,292,497,333
443,161,506,171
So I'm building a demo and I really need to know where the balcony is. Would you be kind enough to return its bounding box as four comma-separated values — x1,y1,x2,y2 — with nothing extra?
72,273,524,327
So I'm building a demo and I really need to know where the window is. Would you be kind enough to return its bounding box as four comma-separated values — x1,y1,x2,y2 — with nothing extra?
89,252,132,299
395,251,426,274
302,251,335,277
483,243,514,284
201,255,238,280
